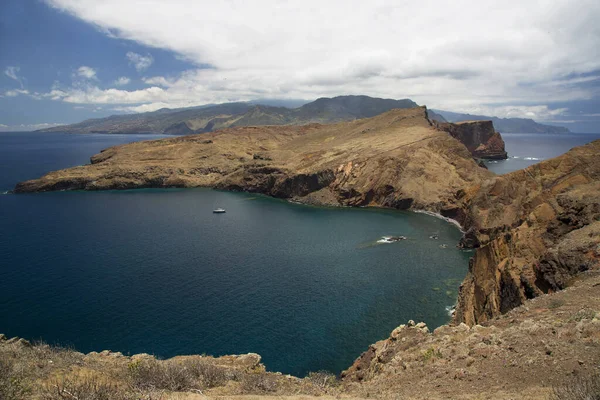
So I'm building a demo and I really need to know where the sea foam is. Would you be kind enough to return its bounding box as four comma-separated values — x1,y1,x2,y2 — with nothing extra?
413,210,464,232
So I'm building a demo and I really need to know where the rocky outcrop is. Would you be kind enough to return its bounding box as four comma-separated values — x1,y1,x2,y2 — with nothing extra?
14,107,493,216
436,120,508,160
454,140,600,325
341,272,600,399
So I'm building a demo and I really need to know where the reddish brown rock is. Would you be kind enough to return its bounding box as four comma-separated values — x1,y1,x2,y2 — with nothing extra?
436,120,508,160
455,140,600,325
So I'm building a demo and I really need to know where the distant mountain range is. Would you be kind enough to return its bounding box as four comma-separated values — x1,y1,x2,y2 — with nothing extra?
40,96,418,134
429,110,570,133
40,95,570,134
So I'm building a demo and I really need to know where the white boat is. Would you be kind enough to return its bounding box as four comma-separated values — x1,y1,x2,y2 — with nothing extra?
213,208,226,213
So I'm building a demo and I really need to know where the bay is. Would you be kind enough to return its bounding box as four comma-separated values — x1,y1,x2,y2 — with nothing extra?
1,132,470,376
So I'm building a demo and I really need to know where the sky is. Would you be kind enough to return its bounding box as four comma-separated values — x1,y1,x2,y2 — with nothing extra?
1,0,599,132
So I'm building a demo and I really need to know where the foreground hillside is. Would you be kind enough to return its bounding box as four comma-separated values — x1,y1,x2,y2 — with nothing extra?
16,107,494,214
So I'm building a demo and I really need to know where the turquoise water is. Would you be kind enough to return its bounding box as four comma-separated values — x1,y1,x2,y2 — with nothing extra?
0,132,470,376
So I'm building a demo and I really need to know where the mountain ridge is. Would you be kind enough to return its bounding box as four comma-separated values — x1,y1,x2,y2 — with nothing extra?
431,109,571,133
39,95,570,135
40,95,419,134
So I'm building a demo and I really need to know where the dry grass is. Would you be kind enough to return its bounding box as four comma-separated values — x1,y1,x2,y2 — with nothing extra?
552,372,600,400
127,358,237,392
42,378,133,400
0,357,30,400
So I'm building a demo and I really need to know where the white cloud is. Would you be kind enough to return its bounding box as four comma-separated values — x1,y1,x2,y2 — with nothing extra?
114,76,131,86
4,89,30,97
4,66,24,88
76,66,98,80
142,76,173,87
450,105,570,121
126,51,153,72
0,122,65,132
41,0,600,114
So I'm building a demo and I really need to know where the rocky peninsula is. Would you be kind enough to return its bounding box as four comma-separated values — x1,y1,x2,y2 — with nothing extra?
7,107,600,399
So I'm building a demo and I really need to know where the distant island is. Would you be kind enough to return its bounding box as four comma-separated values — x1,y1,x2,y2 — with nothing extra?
430,109,571,134
38,95,570,135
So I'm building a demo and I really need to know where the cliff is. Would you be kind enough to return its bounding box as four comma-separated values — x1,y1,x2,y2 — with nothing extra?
15,107,493,215
436,120,508,160
454,140,600,325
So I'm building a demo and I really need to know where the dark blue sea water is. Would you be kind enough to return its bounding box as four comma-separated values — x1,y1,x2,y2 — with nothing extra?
486,132,600,174
0,132,465,376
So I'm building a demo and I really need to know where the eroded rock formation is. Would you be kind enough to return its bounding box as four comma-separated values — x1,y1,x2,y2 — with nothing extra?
455,140,600,324
436,120,508,160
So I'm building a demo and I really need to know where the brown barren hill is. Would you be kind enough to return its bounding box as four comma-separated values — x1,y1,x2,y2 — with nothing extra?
15,107,493,213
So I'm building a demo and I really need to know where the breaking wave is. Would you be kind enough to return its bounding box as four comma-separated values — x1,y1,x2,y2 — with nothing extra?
413,210,464,232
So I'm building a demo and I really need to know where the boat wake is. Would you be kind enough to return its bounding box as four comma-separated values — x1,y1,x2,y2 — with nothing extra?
377,235,407,244
511,156,543,161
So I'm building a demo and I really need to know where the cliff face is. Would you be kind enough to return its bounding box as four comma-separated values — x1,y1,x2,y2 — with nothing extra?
15,107,492,215
436,120,508,160
455,140,600,325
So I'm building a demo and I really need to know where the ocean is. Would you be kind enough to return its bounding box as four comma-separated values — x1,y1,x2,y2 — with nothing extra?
1,130,596,376
485,132,600,174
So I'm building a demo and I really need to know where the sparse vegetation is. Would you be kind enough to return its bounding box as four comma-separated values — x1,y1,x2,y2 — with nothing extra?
42,378,132,400
0,357,30,400
552,372,600,400
240,372,279,393
570,308,597,322
422,347,442,362
549,299,565,309
306,370,339,390
128,357,251,392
